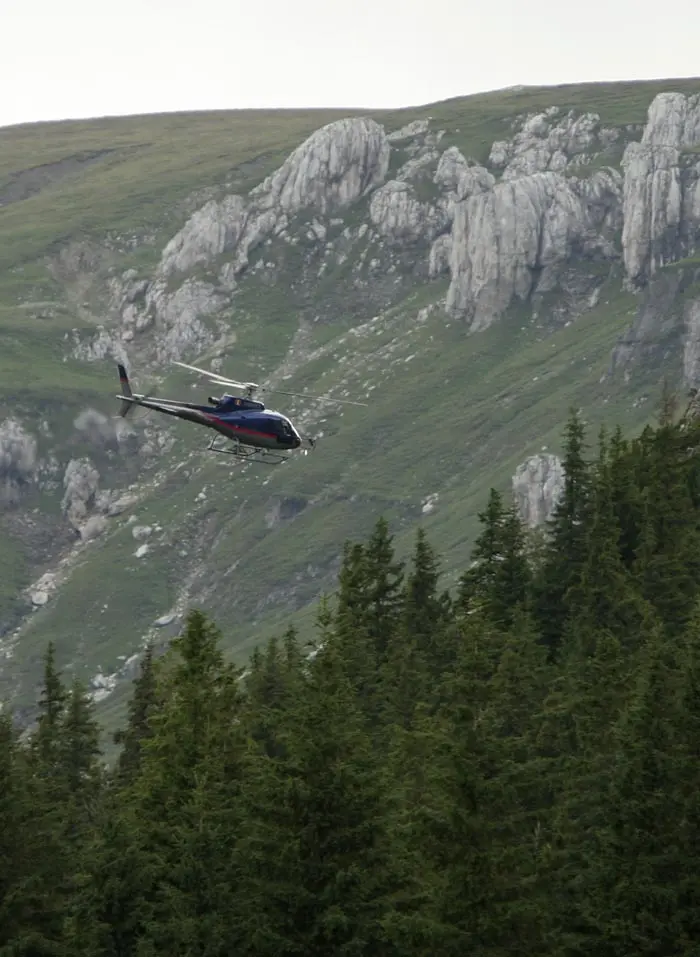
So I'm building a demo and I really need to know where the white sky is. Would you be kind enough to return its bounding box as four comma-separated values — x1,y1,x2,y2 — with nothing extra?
3,0,699,129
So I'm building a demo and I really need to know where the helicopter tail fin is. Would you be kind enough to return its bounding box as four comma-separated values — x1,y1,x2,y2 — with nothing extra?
116,363,136,418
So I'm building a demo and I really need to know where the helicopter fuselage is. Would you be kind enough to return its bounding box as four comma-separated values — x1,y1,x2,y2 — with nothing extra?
119,392,302,451
115,362,330,464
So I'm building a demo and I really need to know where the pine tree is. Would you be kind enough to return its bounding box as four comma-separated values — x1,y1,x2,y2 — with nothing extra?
133,609,244,954
243,629,305,760
459,490,531,632
61,678,102,800
9,643,74,954
84,610,245,956
333,540,379,716
633,418,700,634
384,528,445,726
32,640,68,776
584,625,686,954
234,639,401,956
567,452,654,654
533,409,593,655
363,516,405,665
607,425,644,569
386,620,513,956
113,644,158,784
673,605,700,949
0,712,28,951
458,488,506,614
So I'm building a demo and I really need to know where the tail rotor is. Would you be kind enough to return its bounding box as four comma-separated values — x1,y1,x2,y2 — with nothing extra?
117,364,137,418
115,363,157,421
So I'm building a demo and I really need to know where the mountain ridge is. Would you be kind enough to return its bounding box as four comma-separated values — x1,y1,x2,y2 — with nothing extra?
1,77,699,734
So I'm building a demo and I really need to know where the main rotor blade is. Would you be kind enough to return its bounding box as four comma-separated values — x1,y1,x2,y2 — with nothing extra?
173,361,257,391
264,387,368,407
173,360,367,406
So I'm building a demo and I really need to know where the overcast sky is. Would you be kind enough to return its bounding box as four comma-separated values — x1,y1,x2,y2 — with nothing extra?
3,0,699,129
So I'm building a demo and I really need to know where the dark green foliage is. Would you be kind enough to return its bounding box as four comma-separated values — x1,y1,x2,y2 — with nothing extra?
113,644,158,783
459,488,531,629
534,408,593,655
4,404,700,954
234,639,401,956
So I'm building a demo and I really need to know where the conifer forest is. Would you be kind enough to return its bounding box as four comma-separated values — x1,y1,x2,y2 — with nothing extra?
3,400,700,956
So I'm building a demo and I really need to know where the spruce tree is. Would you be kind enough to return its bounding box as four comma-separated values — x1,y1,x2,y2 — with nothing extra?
113,644,158,784
533,409,593,655
84,611,245,956
363,516,405,665
11,643,73,953
384,528,444,726
567,453,653,654
584,625,686,954
458,488,506,614
234,639,401,956
633,418,700,634
0,712,28,951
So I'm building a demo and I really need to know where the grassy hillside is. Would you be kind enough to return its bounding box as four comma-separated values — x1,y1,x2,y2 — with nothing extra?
1,76,699,734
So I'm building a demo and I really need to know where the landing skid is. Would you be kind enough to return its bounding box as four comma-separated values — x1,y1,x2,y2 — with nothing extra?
206,436,288,466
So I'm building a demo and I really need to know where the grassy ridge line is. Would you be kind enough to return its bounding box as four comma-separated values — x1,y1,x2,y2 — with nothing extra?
1,79,700,274
1,75,697,732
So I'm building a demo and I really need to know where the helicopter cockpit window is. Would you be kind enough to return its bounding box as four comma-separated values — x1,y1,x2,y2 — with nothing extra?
217,395,242,412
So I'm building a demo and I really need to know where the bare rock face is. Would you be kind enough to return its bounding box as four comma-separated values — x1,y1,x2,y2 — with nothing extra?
622,92,700,284
147,278,229,364
490,108,617,180
369,180,448,244
91,117,392,364
0,419,38,507
74,90,700,376
159,117,390,284
429,234,452,278
446,169,622,328
683,295,700,386
159,195,248,278
512,453,565,527
434,146,471,191
253,117,390,214
61,458,100,534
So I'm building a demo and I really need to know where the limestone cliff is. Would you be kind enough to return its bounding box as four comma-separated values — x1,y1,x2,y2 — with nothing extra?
622,92,700,284
75,88,700,381
3,79,700,719
512,453,564,527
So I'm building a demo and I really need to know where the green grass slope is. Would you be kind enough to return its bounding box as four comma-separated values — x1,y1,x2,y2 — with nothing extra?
1,76,699,728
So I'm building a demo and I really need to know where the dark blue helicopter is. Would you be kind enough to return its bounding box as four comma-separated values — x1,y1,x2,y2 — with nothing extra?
115,360,366,465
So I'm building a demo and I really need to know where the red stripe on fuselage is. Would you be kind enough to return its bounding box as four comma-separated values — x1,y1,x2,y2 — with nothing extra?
201,412,275,441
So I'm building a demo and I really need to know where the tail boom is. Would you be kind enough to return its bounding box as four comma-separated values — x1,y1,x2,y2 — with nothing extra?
117,363,135,417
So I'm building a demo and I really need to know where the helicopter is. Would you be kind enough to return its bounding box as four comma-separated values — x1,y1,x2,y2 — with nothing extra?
115,360,367,465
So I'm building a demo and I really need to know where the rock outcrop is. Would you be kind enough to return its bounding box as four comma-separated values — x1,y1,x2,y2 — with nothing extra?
445,168,621,328
0,419,37,507
683,295,700,386
512,453,565,527
159,117,390,283
489,108,619,180
369,180,447,244
61,458,100,535
622,92,700,284
77,89,700,374
158,195,248,278
93,118,393,365
253,117,390,214
73,408,120,451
